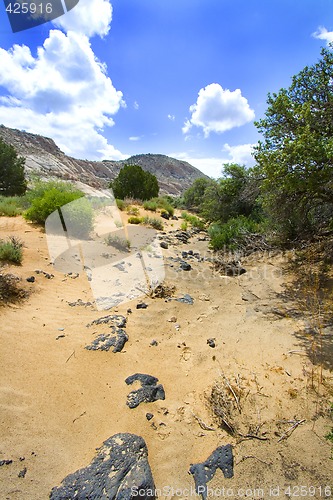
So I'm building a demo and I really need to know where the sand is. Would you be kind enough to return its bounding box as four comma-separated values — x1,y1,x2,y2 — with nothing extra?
0,213,332,499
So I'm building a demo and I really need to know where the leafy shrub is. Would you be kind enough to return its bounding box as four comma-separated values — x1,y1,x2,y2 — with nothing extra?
127,206,140,216
105,234,130,250
25,180,82,203
116,199,126,211
25,188,83,224
151,197,175,216
128,216,143,224
143,201,157,212
181,211,205,229
208,216,259,250
0,270,27,303
0,196,23,216
62,197,95,238
0,236,23,264
180,221,188,231
142,216,164,230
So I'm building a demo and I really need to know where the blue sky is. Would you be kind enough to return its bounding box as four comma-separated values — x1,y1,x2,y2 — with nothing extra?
0,0,332,178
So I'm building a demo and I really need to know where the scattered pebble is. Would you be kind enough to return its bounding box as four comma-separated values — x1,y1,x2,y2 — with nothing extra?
207,338,216,348
18,467,27,478
136,303,148,309
180,262,192,271
0,460,12,467
146,413,154,421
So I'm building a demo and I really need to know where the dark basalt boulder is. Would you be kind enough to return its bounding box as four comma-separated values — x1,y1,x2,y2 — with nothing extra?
85,329,128,353
50,433,156,500
125,373,165,409
189,445,234,500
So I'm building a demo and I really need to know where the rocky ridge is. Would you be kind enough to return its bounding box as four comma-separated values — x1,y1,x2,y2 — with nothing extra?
0,125,209,195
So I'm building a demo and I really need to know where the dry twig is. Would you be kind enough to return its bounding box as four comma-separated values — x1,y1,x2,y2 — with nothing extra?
192,412,216,431
277,419,306,442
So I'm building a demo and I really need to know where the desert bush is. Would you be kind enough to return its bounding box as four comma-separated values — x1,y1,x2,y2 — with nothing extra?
180,221,188,231
25,180,82,203
105,234,130,250
142,216,164,230
181,211,205,229
0,271,27,303
208,216,259,250
128,216,143,224
116,199,127,211
143,200,157,212
62,197,95,238
25,187,83,224
0,196,24,216
152,197,175,216
126,205,140,216
0,236,23,264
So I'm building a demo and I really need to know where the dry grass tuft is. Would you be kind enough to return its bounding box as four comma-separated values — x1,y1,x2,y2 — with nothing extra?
0,271,28,304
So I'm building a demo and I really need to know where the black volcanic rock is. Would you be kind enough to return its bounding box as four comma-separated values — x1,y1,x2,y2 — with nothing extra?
49,433,156,500
189,445,234,500
125,373,165,409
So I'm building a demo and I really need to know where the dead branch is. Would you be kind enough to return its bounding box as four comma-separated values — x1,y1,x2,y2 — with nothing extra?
277,419,306,442
65,350,75,363
192,412,216,431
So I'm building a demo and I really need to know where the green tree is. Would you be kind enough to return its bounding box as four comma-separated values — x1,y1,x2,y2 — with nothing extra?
200,164,261,223
0,138,27,196
254,45,333,238
183,177,214,211
110,164,159,200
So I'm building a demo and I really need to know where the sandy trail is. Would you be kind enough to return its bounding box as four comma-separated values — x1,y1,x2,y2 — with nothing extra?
0,215,332,499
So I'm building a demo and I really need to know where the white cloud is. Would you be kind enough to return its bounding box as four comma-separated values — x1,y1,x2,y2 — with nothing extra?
170,143,256,178
0,29,126,160
168,114,175,121
312,26,333,45
170,152,227,178
134,101,139,110
222,143,255,165
54,0,112,38
129,136,141,141
183,83,255,137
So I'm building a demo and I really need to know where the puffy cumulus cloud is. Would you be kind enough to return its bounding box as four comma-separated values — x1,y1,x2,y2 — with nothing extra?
0,30,126,160
223,143,256,166
183,83,255,137
312,26,333,45
54,0,112,38
170,151,228,178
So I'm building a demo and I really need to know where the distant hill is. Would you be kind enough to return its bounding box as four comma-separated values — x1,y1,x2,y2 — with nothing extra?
0,126,209,196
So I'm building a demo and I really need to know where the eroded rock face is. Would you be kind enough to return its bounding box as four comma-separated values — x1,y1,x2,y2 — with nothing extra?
49,433,156,500
0,126,208,195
